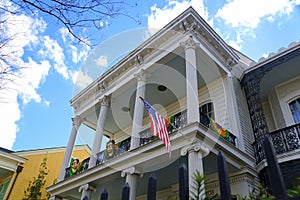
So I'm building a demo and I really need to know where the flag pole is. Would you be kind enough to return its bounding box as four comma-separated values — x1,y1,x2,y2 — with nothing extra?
139,96,144,101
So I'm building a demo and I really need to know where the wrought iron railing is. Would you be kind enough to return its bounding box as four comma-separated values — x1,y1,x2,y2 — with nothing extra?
139,111,236,146
65,110,237,178
64,157,90,178
96,137,131,165
253,123,300,164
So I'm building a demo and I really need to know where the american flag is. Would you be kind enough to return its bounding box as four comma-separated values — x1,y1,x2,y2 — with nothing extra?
140,97,171,157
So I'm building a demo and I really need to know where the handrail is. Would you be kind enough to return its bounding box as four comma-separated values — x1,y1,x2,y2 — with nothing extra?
65,110,237,178
253,123,300,164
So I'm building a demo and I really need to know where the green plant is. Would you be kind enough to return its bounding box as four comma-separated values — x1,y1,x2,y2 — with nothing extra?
23,156,49,200
288,178,300,198
190,171,218,200
237,184,274,200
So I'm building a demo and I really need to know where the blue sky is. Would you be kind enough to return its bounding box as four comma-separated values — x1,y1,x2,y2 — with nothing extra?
1,0,300,151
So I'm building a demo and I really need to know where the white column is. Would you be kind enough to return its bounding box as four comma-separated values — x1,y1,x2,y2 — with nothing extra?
58,116,82,181
181,36,200,124
79,183,96,200
181,142,209,198
121,167,142,200
130,69,148,149
89,96,109,168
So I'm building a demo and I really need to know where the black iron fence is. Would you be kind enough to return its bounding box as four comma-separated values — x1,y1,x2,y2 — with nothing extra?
82,135,299,200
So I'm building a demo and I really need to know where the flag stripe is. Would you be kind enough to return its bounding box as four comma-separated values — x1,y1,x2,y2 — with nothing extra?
141,98,171,156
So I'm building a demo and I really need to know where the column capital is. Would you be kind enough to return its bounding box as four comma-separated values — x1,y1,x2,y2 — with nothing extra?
134,69,150,82
99,95,110,106
181,142,209,157
121,166,143,178
181,36,198,50
78,183,96,193
72,115,83,127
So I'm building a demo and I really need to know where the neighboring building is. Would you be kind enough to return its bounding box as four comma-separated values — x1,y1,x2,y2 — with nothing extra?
47,7,300,200
4,145,90,200
0,147,26,200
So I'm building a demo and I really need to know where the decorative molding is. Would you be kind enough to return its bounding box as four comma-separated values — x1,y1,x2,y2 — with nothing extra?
180,141,209,157
179,20,188,33
226,57,235,69
135,54,143,65
180,20,197,33
206,173,255,189
71,115,83,128
121,166,143,178
73,102,80,111
99,95,109,107
181,35,198,51
78,183,96,192
134,69,150,82
96,81,107,93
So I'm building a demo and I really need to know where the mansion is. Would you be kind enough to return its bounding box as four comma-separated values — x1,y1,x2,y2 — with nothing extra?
47,7,300,200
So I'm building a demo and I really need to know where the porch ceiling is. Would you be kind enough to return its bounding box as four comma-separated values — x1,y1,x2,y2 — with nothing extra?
0,168,12,180
83,46,226,135
260,53,300,101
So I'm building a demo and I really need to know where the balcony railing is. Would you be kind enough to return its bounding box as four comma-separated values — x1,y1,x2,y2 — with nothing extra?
96,137,131,165
64,111,237,178
140,111,236,146
64,157,90,178
253,123,300,164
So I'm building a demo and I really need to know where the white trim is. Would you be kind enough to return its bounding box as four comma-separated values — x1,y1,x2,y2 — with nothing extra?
278,88,300,126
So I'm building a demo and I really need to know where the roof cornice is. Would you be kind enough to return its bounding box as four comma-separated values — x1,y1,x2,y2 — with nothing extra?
241,42,300,81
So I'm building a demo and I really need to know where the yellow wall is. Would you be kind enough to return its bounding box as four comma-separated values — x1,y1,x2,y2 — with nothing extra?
8,146,90,200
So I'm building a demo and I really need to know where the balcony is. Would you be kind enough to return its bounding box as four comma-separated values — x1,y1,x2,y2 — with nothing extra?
64,111,237,178
139,111,236,147
253,123,300,164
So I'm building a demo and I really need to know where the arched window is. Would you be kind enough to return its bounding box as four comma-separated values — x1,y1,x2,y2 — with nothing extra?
200,102,214,119
289,98,300,123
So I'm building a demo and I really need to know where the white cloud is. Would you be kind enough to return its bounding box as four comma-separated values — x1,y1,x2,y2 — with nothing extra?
99,20,110,28
147,0,208,34
215,0,299,29
228,33,243,51
0,1,65,149
44,99,50,107
40,36,69,79
95,55,108,68
59,27,73,43
0,99,21,149
18,58,51,104
71,70,93,90
70,45,90,64
0,56,51,149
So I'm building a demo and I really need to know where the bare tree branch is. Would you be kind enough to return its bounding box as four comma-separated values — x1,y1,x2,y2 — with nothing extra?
0,0,139,101
9,0,140,46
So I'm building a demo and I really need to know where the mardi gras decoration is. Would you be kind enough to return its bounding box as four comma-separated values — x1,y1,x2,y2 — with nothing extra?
209,117,229,140
69,158,82,176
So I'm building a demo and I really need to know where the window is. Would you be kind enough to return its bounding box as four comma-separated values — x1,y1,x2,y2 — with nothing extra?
289,98,300,123
200,102,214,119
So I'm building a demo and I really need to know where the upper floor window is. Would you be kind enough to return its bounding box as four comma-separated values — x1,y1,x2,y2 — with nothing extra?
289,98,300,123
200,102,214,119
